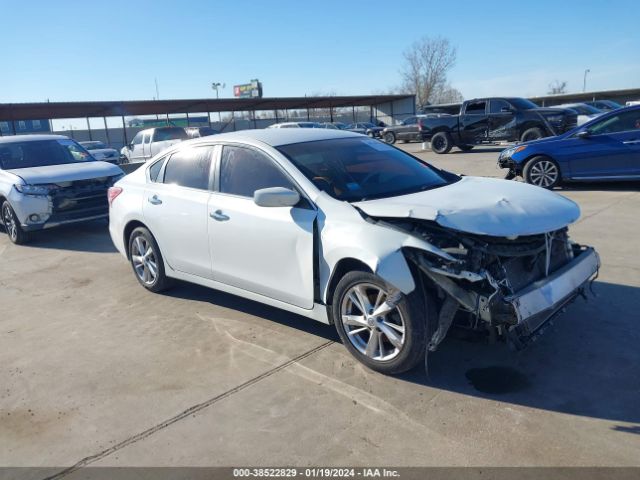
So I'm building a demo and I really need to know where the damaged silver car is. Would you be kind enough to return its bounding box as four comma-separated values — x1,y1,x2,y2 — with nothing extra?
109,129,599,374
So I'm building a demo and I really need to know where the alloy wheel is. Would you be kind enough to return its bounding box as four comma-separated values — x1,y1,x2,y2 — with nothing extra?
340,283,406,361
131,235,158,285
2,204,17,242
529,160,559,187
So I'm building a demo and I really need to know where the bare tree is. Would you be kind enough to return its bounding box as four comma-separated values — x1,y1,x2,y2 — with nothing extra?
548,80,568,95
400,36,457,107
430,83,464,104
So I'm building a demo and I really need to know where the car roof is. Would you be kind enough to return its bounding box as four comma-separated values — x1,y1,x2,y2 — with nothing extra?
186,128,362,147
0,134,69,144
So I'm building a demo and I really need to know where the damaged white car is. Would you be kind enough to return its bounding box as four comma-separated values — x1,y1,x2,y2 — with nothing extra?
0,135,124,244
108,129,599,374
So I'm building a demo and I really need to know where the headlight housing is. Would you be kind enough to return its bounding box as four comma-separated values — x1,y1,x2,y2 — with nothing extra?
14,183,57,196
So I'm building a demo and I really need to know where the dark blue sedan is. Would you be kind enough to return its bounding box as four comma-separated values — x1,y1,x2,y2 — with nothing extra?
498,105,640,188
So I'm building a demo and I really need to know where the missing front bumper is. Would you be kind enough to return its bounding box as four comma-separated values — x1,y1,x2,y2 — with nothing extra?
505,247,600,349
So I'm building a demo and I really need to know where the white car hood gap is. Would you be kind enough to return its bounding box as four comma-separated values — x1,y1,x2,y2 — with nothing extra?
353,176,580,237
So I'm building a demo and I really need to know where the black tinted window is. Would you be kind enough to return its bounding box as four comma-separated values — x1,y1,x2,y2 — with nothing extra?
490,100,511,113
403,117,417,125
0,139,93,169
588,110,640,135
153,128,188,142
163,147,212,190
149,158,165,182
277,137,453,202
220,146,293,198
465,101,486,114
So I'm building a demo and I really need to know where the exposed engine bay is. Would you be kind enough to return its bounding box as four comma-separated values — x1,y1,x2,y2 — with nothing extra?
374,217,599,350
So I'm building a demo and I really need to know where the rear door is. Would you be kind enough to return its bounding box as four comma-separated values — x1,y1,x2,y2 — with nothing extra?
142,145,215,278
488,99,517,141
207,144,316,308
459,100,488,144
564,110,640,178
397,116,417,140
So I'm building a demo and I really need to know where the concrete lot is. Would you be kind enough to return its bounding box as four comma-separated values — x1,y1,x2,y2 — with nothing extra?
1,145,639,472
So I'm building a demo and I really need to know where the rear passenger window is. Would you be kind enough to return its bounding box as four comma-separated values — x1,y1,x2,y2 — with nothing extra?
148,158,165,182
465,102,486,114
163,147,212,190
220,145,294,198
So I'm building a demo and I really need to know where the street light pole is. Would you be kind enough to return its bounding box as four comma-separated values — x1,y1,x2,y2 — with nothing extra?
583,69,590,93
211,82,225,124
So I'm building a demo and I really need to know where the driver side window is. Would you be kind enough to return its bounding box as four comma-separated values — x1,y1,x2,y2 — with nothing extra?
588,110,640,135
132,133,143,145
219,145,295,198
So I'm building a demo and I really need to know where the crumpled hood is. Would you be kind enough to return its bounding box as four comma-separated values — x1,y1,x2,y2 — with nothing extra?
353,176,580,237
7,161,123,185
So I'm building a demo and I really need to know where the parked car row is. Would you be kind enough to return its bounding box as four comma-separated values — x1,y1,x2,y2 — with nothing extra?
498,105,640,188
0,128,600,375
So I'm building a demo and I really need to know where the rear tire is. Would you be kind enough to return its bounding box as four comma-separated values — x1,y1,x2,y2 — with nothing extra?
383,132,396,144
523,156,561,189
520,127,544,142
128,227,173,292
331,271,431,375
430,132,453,154
1,201,30,245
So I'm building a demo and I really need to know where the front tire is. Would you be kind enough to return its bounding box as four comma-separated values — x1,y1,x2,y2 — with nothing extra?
520,127,544,142
128,227,172,292
331,271,429,375
430,132,453,154
523,156,561,189
383,132,396,144
1,201,30,245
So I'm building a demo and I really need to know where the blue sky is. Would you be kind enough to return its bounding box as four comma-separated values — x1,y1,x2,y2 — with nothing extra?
1,0,639,103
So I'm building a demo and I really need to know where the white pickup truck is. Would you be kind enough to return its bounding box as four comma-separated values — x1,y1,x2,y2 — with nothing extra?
120,127,188,163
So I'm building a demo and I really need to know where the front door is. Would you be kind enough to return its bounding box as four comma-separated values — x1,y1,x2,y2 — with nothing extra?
488,99,516,141
460,100,488,144
563,110,640,178
208,144,316,309
129,132,145,161
142,145,215,278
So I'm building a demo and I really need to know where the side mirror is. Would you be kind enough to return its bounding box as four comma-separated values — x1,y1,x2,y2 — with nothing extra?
576,130,591,139
254,187,300,208
128,142,134,150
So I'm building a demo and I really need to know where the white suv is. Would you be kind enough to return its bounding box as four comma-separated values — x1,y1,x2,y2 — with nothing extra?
120,127,188,163
0,135,123,244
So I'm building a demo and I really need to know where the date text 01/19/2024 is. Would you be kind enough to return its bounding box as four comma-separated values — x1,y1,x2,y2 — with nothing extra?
232,468,400,478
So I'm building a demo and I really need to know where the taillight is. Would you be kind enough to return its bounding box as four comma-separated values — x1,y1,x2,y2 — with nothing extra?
417,119,424,131
108,187,123,206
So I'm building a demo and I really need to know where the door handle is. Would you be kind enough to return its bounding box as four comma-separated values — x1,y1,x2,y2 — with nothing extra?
148,195,162,205
210,209,230,221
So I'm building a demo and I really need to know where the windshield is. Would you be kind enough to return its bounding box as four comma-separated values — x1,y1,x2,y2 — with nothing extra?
276,137,455,202
81,141,107,150
0,139,94,169
508,98,540,110
153,128,188,142
567,104,601,115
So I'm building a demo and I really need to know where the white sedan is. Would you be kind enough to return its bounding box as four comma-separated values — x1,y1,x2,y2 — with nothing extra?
108,129,599,374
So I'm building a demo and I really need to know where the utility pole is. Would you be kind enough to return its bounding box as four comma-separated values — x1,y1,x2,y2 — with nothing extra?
583,69,590,93
155,78,160,100
211,82,225,123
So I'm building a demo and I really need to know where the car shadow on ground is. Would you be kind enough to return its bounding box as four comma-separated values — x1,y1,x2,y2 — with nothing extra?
3,220,118,253
164,278,640,429
398,280,640,429
163,280,340,343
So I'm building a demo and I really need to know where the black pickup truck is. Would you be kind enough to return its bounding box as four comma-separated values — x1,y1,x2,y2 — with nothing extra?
381,97,578,154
